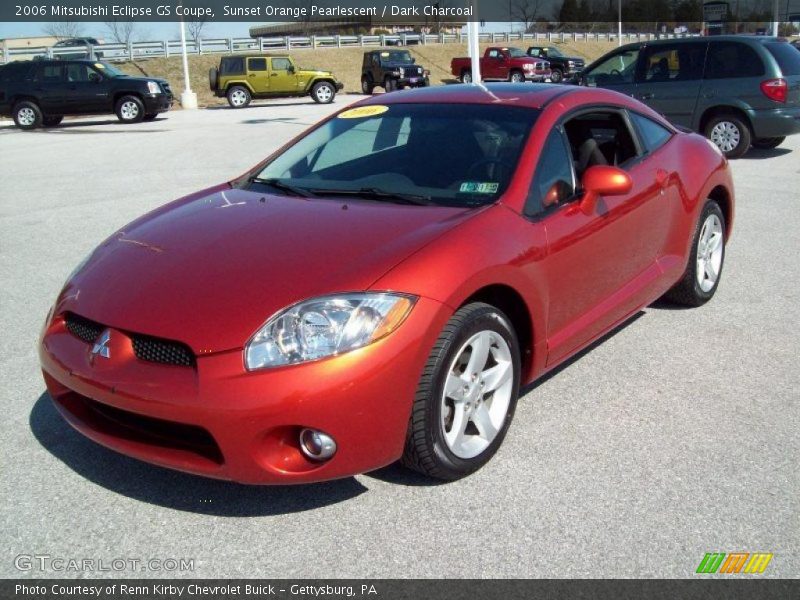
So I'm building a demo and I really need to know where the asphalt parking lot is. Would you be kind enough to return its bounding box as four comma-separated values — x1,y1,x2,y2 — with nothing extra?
1,97,798,579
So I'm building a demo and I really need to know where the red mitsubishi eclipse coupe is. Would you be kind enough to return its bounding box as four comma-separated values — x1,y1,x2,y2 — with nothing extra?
39,84,734,483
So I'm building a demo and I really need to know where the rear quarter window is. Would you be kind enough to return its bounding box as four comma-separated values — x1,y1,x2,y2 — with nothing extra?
220,57,245,76
765,42,800,76
0,63,33,83
705,42,765,79
629,112,673,153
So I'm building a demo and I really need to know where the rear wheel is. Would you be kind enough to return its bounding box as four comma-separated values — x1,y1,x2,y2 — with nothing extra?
42,115,63,127
115,95,144,123
752,136,785,149
361,75,374,95
311,81,336,104
13,101,43,130
226,85,251,108
402,302,521,480
704,113,751,159
663,200,726,307
460,70,472,84
550,68,563,83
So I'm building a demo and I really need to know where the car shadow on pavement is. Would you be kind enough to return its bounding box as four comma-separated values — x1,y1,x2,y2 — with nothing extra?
743,147,792,160
29,393,367,516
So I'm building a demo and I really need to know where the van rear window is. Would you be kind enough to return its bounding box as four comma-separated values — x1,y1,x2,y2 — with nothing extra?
766,43,800,76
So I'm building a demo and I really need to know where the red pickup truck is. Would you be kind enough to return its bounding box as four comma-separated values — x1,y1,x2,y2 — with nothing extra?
451,47,551,83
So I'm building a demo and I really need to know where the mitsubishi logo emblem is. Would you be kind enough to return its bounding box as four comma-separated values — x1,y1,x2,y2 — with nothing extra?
92,330,111,359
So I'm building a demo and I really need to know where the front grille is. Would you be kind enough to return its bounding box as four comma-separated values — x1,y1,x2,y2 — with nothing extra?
64,312,103,344
63,312,195,368
132,335,195,367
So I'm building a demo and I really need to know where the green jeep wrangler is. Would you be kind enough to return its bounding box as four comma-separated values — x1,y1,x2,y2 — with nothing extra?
209,55,343,108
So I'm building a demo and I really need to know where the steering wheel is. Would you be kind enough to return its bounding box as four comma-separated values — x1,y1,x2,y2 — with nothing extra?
466,158,513,180
609,69,622,77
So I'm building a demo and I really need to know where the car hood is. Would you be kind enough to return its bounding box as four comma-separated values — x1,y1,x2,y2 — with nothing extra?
298,68,336,78
58,186,473,353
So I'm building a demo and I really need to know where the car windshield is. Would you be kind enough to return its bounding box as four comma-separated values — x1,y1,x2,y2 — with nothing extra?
546,47,565,57
382,51,414,64
249,103,538,208
507,48,527,58
93,62,126,77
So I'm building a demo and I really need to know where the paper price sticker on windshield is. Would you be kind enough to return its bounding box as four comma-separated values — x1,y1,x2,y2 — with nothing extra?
460,182,499,194
338,105,389,119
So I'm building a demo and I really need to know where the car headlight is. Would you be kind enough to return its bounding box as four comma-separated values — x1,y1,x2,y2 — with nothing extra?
147,81,161,94
568,60,575,67
245,293,416,369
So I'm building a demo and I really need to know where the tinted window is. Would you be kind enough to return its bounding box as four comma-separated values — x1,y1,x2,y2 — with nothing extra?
272,58,292,71
65,63,102,82
36,64,64,83
248,58,267,71
630,113,672,153
254,104,538,208
525,128,575,217
640,42,706,82
584,48,640,86
705,42,764,79
0,62,33,83
765,42,800,76
220,57,244,75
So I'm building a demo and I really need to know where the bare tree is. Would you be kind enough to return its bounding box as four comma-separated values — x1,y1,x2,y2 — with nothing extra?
42,22,84,41
511,0,543,33
104,20,141,46
186,18,209,45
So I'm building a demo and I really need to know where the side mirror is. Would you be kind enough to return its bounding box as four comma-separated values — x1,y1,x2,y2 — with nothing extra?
287,65,295,73
578,165,632,215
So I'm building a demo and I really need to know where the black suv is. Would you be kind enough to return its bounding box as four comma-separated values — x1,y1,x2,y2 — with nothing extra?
361,49,430,93
0,59,173,129
579,35,800,157
527,46,585,83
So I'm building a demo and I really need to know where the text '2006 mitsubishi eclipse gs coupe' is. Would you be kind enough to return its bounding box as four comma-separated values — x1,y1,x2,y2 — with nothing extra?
39,84,734,484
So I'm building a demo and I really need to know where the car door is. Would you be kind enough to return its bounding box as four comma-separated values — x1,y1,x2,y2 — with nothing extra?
484,49,509,80
270,57,299,93
246,57,270,94
581,46,641,98
633,41,707,128
32,63,69,113
63,62,110,113
532,110,673,365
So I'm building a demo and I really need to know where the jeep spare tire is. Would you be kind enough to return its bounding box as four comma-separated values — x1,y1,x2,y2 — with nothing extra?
208,67,218,92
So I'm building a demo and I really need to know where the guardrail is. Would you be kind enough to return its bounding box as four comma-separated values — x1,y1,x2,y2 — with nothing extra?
1,31,701,64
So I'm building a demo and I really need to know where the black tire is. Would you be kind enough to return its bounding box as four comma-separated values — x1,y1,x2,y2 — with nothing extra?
402,302,521,480
142,113,158,121
226,85,251,108
508,69,525,83
752,136,785,149
704,112,751,159
384,77,397,92
114,95,144,123
550,68,563,83
460,69,472,84
311,81,336,104
12,100,43,130
663,200,726,307
42,115,63,127
208,67,218,92
361,75,374,95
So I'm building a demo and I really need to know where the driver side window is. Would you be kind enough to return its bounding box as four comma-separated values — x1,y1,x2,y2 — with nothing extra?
584,49,640,87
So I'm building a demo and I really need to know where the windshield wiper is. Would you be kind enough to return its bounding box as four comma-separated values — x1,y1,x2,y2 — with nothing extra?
249,177,317,198
309,187,433,206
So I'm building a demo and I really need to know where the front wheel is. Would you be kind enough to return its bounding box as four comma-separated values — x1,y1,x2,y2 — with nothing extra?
384,77,397,92
115,95,144,123
705,113,751,159
663,200,726,307
402,302,521,480
550,68,563,83
311,81,336,104
752,136,785,149
361,76,374,95
508,70,525,83
226,85,251,108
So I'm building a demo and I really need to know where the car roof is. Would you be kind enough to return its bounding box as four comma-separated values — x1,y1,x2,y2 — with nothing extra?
620,34,787,50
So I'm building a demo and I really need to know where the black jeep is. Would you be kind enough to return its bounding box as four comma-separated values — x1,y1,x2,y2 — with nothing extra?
361,49,430,94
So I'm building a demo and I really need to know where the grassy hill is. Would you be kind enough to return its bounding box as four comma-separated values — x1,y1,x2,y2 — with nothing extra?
119,40,618,107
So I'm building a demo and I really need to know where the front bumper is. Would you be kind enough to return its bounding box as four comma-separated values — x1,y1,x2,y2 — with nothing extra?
39,297,450,484
526,70,552,82
396,76,428,87
143,93,173,113
748,106,800,138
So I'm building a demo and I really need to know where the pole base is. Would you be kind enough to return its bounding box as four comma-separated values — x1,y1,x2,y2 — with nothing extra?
180,90,198,110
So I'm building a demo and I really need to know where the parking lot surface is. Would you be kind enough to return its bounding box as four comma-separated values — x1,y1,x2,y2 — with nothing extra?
1,98,798,578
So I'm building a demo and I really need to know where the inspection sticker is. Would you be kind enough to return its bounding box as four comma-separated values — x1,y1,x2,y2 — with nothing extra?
460,182,499,194
338,105,389,119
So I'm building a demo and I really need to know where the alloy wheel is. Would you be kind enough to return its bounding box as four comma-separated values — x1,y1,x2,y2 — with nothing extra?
230,90,247,106
17,108,35,126
315,85,333,102
696,213,724,292
120,101,139,120
441,330,514,459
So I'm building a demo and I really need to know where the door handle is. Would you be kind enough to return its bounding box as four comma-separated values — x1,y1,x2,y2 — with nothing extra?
640,93,654,100
270,73,278,77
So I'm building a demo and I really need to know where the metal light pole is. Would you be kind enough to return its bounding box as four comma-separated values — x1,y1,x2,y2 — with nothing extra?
469,16,481,83
618,0,623,46
772,0,780,36
179,8,198,109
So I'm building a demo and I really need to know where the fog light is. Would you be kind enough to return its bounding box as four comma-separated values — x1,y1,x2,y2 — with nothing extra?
299,428,336,461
